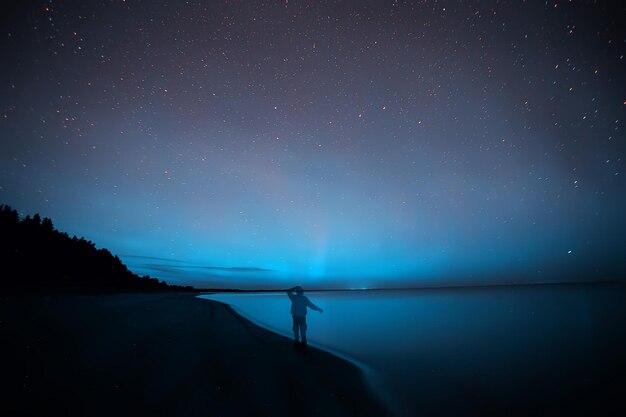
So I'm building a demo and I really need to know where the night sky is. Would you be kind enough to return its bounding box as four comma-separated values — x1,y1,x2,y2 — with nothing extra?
1,1,624,289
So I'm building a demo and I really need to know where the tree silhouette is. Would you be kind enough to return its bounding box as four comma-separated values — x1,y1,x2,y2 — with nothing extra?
0,204,194,292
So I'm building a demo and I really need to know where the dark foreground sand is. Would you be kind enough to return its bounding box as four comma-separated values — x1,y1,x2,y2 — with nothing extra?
1,292,387,417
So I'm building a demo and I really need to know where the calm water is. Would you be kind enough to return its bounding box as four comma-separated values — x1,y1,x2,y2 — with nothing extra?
199,284,626,416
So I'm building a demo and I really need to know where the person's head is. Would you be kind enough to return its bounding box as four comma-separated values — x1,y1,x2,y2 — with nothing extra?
295,286,304,295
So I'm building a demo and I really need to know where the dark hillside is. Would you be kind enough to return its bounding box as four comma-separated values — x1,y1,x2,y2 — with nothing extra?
0,204,192,292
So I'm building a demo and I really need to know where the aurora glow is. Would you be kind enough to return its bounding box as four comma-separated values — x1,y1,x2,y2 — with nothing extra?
1,1,624,288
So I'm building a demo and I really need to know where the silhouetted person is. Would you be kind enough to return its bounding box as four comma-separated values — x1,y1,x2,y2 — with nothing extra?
286,286,323,347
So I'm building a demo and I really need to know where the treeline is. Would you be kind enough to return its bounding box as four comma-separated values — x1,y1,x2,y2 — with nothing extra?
0,204,194,292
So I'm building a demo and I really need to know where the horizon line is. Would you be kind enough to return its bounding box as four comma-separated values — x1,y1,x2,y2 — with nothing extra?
192,279,624,293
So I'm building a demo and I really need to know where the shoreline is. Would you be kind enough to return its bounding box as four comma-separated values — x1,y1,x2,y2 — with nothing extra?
196,285,626,417
1,292,389,416
196,294,373,370
196,294,399,415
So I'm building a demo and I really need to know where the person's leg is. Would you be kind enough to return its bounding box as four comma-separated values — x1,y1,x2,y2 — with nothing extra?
301,321,307,344
292,316,299,342
297,324,303,341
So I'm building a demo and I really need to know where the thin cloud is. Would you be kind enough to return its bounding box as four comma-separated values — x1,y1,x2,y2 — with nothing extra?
124,255,273,272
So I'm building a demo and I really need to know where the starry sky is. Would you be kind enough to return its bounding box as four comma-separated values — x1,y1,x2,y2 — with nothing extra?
1,1,625,289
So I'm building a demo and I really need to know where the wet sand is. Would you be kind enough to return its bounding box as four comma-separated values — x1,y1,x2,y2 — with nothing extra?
1,292,387,416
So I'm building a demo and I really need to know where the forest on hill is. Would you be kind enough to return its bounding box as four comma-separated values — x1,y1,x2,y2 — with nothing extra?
0,204,194,292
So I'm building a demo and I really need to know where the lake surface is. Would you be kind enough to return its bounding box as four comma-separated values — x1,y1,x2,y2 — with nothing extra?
199,284,626,416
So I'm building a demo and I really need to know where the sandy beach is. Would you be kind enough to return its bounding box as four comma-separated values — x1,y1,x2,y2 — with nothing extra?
1,292,387,416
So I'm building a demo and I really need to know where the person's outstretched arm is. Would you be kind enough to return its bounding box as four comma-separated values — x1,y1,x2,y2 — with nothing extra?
306,298,324,313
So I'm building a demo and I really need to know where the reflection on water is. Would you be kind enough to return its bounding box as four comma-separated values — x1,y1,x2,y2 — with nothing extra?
200,284,626,417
